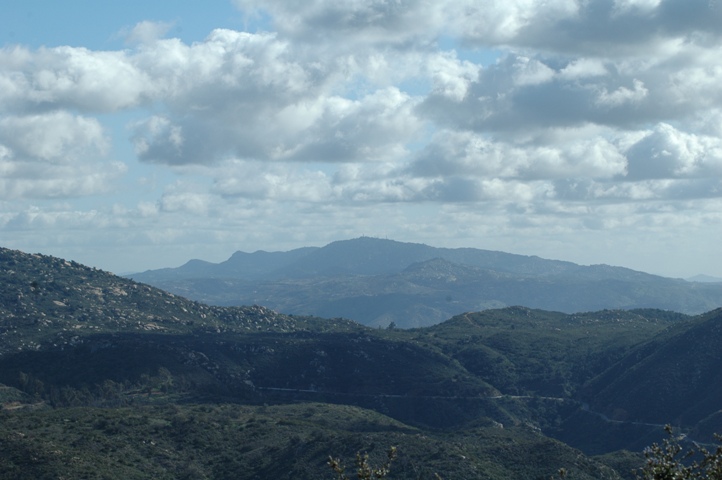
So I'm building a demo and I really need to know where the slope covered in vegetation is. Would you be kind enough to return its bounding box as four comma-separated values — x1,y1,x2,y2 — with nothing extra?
2,246,720,478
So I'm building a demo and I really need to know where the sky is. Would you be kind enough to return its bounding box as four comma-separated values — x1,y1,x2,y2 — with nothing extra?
1,0,722,278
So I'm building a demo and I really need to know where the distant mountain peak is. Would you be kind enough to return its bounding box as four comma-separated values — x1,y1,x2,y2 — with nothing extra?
127,238,722,327
686,274,722,283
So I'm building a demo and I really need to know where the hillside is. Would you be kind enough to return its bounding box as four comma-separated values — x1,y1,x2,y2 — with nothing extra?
0,247,361,353
129,237,722,327
581,308,722,430
4,246,722,478
0,403,626,480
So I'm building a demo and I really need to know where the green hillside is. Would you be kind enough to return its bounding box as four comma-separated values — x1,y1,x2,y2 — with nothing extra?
581,308,722,431
3,245,722,478
0,403,628,480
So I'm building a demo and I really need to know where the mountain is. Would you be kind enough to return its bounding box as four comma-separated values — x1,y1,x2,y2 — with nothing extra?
132,246,318,283
130,236,590,280
581,308,722,431
5,245,722,478
130,237,722,327
687,274,722,283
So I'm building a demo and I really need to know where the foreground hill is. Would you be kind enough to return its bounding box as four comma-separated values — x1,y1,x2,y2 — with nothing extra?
129,237,722,327
581,308,722,431
0,403,629,480
0,247,361,354
4,246,722,478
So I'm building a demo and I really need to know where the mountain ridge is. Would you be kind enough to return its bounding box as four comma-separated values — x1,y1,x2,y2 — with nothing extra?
129,237,722,327
135,237,634,280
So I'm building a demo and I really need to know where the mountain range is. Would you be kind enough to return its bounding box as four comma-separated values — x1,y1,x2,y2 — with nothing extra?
3,245,722,478
130,237,722,328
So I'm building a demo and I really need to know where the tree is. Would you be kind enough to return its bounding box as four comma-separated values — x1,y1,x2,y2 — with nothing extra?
329,446,397,480
636,425,722,479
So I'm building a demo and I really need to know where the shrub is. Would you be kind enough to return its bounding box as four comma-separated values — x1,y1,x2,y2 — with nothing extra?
328,446,397,480
637,425,722,479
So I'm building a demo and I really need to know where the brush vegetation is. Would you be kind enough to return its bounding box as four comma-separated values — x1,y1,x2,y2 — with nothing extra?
2,246,722,479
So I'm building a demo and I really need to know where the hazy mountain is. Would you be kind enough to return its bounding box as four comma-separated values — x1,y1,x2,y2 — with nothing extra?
686,274,722,283
133,246,319,283
132,237,589,280
130,237,722,327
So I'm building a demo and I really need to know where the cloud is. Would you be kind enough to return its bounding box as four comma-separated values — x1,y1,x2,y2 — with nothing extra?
130,87,422,166
131,115,187,164
426,51,480,101
120,20,174,45
212,160,334,201
559,58,608,79
278,88,422,163
410,129,627,181
0,111,124,199
0,166,126,200
128,30,342,164
0,112,108,162
3,1,722,277
419,42,722,137
235,0,722,55
625,123,722,180
126,29,425,165
0,45,149,113
159,191,214,216
456,0,722,55
595,78,648,107
4,5,721,173
234,0,447,47
612,0,662,15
